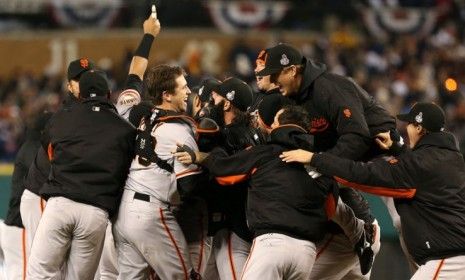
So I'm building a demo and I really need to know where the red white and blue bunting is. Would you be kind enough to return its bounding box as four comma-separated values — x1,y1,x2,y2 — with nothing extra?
49,0,122,28
362,8,437,40
206,1,290,34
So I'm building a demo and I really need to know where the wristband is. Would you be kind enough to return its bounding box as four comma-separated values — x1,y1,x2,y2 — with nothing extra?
134,34,154,59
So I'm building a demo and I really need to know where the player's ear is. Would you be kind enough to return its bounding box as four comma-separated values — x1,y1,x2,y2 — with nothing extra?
223,100,231,111
290,65,298,77
162,90,172,102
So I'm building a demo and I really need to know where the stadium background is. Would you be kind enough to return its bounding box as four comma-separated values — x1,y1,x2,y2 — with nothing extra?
1,0,465,279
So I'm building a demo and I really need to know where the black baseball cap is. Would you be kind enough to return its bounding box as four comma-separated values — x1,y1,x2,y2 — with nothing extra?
255,44,303,76
397,102,446,132
258,94,290,128
214,77,254,112
198,78,221,103
67,58,95,81
79,70,110,98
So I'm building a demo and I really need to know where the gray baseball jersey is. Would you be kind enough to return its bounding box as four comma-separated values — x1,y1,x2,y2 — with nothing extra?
125,120,201,205
114,117,201,279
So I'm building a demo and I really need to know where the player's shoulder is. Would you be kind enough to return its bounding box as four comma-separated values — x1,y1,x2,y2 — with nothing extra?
156,120,193,137
117,88,141,108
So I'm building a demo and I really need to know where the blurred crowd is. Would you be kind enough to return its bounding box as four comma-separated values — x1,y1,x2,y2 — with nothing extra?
2,4,465,161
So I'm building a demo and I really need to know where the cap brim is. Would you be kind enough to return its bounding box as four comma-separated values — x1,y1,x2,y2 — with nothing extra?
211,83,222,93
396,113,413,123
70,69,86,80
256,67,282,77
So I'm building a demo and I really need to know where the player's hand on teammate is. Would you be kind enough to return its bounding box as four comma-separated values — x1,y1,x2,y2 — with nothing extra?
173,143,195,165
280,149,313,164
173,143,209,165
375,131,393,150
143,14,161,37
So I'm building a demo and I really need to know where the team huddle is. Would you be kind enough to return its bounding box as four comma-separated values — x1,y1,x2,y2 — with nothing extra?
1,13,465,280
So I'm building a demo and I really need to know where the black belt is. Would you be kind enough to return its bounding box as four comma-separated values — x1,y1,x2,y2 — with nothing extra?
134,192,151,202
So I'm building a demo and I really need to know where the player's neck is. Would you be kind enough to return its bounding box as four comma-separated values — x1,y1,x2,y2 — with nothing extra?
157,102,177,112
224,111,235,125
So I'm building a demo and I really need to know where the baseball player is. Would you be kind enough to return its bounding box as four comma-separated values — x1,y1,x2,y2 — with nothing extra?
0,111,52,280
256,94,381,279
0,222,3,279
249,51,282,129
0,222,4,280
195,78,221,120
256,44,391,277
175,105,335,280
197,78,266,280
0,219,23,280
94,14,161,280
27,70,136,279
176,89,227,277
281,102,465,279
112,64,201,280
20,58,95,266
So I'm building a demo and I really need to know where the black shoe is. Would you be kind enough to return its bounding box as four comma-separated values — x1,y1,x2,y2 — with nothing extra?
355,223,376,275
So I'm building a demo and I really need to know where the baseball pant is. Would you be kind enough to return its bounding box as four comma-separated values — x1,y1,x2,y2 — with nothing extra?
309,220,381,280
411,255,465,280
380,196,419,275
241,233,316,280
96,223,118,280
174,198,210,276
0,222,4,280
203,229,251,280
202,237,218,280
113,189,193,280
27,196,108,280
20,189,46,260
331,197,364,246
0,220,25,280
340,220,381,280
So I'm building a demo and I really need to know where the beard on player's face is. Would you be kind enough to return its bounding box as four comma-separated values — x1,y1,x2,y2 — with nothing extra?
206,99,225,128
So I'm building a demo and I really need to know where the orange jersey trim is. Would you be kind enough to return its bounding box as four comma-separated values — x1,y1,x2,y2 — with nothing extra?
240,238,256,280
196,215,205,272
228,231,238,280
22,229,27,280
325,193,337,220
40,198,45,214
216,168,257,186
159,208,189,280
433,259,445,280
47,143,53,161
316,234,334,260
334,176,416,199
176,167,202,178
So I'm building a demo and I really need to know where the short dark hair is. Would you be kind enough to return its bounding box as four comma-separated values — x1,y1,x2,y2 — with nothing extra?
277,105,310,131
231,106,252,126
145,65,185,105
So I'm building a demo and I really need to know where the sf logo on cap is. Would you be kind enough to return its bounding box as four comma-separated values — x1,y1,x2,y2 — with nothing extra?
198,86,204,96
226,90,235,101
280,54,289,66
80,58,89,68
415,112,423,123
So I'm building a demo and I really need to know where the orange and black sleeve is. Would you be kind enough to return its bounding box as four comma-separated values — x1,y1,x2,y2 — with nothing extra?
202,147,266,186
311,153,417,199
